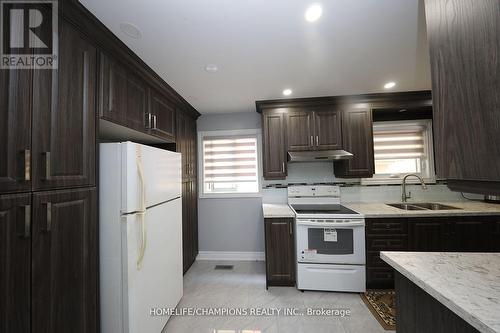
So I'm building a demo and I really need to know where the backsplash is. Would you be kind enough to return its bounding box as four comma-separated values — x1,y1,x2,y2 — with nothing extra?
261,162,483,204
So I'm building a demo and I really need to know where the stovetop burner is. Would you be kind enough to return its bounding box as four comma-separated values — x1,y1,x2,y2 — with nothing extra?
293,205,359,215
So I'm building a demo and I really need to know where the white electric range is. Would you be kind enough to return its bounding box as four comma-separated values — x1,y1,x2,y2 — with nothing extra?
288,185,366,292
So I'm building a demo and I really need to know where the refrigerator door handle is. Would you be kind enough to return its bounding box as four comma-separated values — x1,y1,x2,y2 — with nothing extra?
136,145,148,270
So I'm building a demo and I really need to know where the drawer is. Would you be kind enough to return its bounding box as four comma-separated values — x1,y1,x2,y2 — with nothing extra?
366,218,407,235
366,251,393,268
366,235,408,250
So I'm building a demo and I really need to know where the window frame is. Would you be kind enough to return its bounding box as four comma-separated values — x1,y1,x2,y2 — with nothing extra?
361,119,436,185
198,129,263,199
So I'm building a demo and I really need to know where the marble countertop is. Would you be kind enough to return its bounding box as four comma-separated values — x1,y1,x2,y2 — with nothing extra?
262,203,295,218
381,252,500,333
343,201,500,218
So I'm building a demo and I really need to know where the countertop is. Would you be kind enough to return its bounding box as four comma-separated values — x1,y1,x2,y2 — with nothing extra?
343,201,500,218
262,203,295,218
381,252,500,333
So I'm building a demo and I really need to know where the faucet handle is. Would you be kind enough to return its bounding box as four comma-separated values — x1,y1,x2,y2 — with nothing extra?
407,191,412,199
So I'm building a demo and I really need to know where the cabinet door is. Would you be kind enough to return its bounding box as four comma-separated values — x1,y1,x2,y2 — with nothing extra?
191,180,198,258
262,111,287,179
425,0,500,181
314,109,342,150
0,193,31,333
265,218,295,285
409,218,448,251
449,217,491,252
491,221,500,252
286,110,313,151
176,112,188,180
187,116,197,179
100,54,147,132
149,90,176,141
181,181,192,273
32,188,97,333
32,18,96,190
0,68,32,193
335,108,374,178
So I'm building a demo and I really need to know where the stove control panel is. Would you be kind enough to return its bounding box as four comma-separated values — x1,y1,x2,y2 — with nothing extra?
288,185,340,198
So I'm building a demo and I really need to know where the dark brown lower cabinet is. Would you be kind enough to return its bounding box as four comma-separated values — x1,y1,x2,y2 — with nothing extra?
32,188,97,333
366,215,500,289
0,193,31,333
182,180,198,274
264,218,295,288
395,272,478,333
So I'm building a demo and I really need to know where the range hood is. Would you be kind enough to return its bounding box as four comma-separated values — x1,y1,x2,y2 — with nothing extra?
288,150,354,162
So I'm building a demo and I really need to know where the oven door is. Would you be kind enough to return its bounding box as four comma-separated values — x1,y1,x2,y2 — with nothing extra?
296,219,365,265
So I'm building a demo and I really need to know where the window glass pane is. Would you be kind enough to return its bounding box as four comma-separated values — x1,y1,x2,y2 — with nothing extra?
202,135,259,195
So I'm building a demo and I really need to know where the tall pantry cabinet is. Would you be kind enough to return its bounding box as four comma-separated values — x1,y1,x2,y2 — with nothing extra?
0,14,98,333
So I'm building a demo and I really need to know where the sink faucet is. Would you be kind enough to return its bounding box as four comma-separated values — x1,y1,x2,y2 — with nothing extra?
401,174,428,202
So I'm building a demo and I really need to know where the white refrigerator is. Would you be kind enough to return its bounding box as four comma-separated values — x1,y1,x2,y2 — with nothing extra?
99,142,183,333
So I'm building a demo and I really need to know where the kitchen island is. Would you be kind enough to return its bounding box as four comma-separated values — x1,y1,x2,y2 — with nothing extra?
381,252,500,333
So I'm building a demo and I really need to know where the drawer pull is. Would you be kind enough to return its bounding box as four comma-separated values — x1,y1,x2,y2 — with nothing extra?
23,149,31,181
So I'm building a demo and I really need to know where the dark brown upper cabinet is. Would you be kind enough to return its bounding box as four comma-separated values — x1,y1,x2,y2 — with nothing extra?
31,18,96,191
262,110,287,179
148,89,176,141
286,107,342,152
264,218,295,288
424,0,500,194
32,187,97,333
0,69,32,194
0,193,31,333
100,52,148,133
314,109,342,150
335,107,374,178
286,110,313,151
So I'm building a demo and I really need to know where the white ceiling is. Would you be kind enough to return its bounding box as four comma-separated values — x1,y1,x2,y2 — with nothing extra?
80,0,431,114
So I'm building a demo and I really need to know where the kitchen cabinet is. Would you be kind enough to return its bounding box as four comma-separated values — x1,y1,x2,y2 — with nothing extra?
262,110,287,180
334,107,374,178
424,0,500,195
32,188,98,333
264,218,295,288
0,193,31,333
286,108,342,152
99,53,148,133
32,18,96,191
148,89,176,141
177,112,199,273
286,110,313,151
366,215,500,288
0,69,32,194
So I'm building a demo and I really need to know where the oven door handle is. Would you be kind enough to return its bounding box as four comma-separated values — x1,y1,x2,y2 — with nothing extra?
296,220,364,228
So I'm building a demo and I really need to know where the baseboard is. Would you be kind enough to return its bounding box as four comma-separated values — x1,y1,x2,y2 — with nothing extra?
196,251,265,261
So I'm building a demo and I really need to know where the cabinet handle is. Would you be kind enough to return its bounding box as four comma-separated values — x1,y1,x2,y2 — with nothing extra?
145,113,153,129
282,162,285,173
17,205,31,238
310,136,313,147
153,115,158,130
23,149,31,181
44,202,52,232
43,152,51,180
316,136,319,146
289,222,292,236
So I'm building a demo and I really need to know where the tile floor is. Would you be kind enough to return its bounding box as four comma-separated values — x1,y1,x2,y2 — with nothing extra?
164,261,387,333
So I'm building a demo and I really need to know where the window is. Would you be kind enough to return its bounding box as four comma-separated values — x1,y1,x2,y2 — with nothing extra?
199,130,261,198
362,119,436,184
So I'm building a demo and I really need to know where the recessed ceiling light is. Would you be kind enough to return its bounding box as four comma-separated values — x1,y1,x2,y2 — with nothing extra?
119,22,142,39
384,81,396,89
305,4,323,22
283,89,292,96
205,64,218,73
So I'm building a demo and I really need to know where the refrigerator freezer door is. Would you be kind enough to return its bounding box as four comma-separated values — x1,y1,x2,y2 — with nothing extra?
121,142,181,214
122,198,183,333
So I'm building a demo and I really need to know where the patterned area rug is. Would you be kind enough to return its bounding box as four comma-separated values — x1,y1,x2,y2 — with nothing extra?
361,290,396,330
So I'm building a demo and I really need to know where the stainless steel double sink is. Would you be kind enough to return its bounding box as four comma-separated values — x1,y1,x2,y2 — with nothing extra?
387,202,461,211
